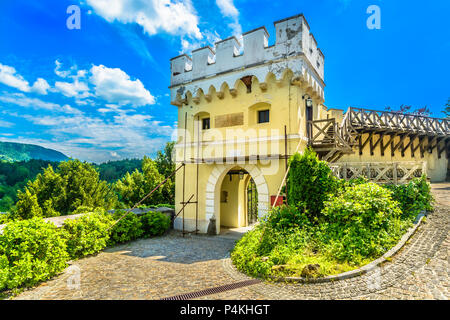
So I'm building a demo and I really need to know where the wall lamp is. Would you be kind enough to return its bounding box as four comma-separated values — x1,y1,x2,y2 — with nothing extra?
302,94,313,108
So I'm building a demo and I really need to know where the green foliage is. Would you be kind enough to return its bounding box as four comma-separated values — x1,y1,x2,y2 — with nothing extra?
320,183,406,263
154,142,175,204
13,160,118,219
265,205,311,231
95,159,142,183
140,211,170,237
115,156,167,206
12,189,43,219
0,159,59,212
383,175,433,219
443,98,450,118
233,177,433,279
0,218,69,290
62,211,114,259
287,148,337,220
108,210,143,245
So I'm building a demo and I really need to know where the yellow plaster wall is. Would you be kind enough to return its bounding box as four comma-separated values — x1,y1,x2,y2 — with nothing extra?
174,75,318,233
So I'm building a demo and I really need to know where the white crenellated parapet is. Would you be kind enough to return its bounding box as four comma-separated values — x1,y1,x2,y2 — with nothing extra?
170,14,325,104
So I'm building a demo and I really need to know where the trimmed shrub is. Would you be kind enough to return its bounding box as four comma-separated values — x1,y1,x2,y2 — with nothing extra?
62,211,114,259
0,218,69,290
287,148,337,221
140,211,170,237
320,183,405,263
108,210,143,245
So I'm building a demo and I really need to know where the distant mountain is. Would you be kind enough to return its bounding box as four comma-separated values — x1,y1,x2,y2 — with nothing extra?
0,141,69,162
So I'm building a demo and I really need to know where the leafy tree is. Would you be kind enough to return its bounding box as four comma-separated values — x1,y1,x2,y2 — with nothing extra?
12,189,43,220
95,158,142,183
115,156,167,206
287,148,337,221
155,141,175,204
12,160,117,219
443,98,450,118
0,159,60,212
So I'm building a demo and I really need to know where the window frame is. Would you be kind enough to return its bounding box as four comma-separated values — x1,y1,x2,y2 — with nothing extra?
202,117,210,130
257,109,270,124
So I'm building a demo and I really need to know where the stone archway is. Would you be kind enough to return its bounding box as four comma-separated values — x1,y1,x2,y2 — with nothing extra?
205,164,270,234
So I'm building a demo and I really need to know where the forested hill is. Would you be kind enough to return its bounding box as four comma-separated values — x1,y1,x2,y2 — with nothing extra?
0,141,69,162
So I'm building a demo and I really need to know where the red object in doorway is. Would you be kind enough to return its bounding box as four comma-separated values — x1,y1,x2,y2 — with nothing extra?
271,195,285,207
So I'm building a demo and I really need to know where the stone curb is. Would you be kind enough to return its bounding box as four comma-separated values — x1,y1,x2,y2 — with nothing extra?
265,211,427,284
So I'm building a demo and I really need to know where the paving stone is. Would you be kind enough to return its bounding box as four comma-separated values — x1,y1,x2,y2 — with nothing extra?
12,183,450,300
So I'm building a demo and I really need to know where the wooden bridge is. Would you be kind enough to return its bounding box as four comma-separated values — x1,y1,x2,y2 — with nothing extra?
308,107,450,163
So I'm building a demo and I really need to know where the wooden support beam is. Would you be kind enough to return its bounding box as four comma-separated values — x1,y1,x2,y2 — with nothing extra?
360,132,374,155
370,133,383,156
392,134,408,157
411,136,425,158
402,134,417,157
427,136,438,154
419,137,428,158
437,138,448,159
381,133,396,156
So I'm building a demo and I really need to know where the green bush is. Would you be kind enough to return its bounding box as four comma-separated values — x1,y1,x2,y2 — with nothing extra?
140,211,170,237
265,205,311,231
108,210,143,245
287,148,337,221
62,211,114,259
0,218,68,290
384,175,433,219
0,254,8,290
320,183,406,263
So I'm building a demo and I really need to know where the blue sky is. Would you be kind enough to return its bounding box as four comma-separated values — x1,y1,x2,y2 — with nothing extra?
0,0,449,162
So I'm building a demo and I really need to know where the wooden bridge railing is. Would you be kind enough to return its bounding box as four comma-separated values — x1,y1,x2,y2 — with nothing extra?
346,107,450,136
328,161,427,184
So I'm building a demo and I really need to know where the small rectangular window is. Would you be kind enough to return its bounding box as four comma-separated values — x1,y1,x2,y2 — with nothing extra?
258,110,270,124
202,118,210,130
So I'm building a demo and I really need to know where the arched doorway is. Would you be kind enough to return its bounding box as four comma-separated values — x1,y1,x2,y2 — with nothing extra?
205,164,269,234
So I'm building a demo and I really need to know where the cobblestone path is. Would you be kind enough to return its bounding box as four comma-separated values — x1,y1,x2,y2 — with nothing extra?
14,184,449,300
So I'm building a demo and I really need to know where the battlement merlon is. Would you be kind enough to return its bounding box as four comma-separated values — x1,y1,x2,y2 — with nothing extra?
169,13,325,105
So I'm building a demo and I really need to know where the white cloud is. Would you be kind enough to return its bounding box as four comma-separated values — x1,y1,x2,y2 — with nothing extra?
216,0,238,17
31,78,50,95
0,119,14,128
0,92,83,115
0,63,33,92
215,0,242,36
15,110,174,162
90,64,155,107
54,60,71,78
54,80,90,98
0,63,52,95
86,0,202,39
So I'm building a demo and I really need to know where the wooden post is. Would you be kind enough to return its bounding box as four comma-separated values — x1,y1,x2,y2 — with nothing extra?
393,162,398,184
196,115,199,235
343,163,348,180
182,111,187,237
284,125,288,204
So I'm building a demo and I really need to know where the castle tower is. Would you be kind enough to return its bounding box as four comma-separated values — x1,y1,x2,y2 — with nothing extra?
170,14,328,234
